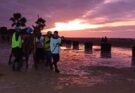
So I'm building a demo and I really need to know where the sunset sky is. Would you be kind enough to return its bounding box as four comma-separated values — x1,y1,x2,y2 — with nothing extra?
0,0,135,38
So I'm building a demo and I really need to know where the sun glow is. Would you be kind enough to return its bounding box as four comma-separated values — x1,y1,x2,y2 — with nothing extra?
104,0,122,4
43,19,135,33
46,19,102,31
103,21,135,27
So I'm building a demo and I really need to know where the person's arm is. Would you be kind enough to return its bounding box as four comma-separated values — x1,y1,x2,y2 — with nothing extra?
35,37,38,47
50,38,54,52
58,38,62,46
41,36,45,47
11,33,15,48
43,36,46,48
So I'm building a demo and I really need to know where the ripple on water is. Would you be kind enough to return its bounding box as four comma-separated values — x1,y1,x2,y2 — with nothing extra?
0,45,133,90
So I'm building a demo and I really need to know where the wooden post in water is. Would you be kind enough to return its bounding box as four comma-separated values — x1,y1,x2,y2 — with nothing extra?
132,46,135,66
101,42,111,51
101,42,111,58
73,41,79,50
84,42,93,53
65,40,72,49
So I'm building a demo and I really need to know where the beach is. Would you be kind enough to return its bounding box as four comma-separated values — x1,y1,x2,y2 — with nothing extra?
0,42,135,93
0,0,135,92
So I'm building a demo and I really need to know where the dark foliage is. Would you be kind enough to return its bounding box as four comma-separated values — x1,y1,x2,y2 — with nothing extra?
10,13,27,27
33,17,46,36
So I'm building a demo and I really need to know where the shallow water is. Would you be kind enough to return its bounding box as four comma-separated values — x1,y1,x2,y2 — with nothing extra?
58,45,133,87
60,45,132,69
0,44,135,92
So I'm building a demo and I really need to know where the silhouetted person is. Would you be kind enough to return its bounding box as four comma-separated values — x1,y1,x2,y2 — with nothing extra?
21,27,33,69
34,32,44,69
44,31,52,69
11,28,23,71
50,31,61,73
101,36,108,43
104,36,108,42
101,37,104,43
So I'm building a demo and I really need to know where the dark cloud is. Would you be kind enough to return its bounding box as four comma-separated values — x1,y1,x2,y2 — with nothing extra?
84,0,135,24
0,0,135,38
0,0,103,27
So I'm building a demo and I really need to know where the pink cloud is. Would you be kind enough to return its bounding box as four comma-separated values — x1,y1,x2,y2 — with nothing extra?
0,0,135,38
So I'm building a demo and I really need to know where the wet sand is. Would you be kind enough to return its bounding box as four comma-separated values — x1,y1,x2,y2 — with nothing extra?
0,44,135,93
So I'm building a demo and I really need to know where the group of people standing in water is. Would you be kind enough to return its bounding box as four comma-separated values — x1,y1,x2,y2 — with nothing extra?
10,27,61,73
35,30,61,73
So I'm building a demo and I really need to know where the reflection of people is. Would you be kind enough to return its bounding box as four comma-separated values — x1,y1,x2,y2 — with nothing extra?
44,31,52,69
50,31,61,73
11,28,23,71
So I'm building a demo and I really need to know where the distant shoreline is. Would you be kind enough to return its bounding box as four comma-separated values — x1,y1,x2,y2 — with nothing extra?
1,37,135,48
64,37,135,48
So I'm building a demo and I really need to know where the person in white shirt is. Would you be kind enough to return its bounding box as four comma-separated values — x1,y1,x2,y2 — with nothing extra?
50,31,61,73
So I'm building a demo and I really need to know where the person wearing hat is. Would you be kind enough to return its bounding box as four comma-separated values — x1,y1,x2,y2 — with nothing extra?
44,31,53,69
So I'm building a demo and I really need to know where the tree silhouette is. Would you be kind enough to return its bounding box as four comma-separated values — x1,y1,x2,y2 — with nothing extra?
32,17,46,56
10,13,27,28
33,17,46,36
0,26,8,42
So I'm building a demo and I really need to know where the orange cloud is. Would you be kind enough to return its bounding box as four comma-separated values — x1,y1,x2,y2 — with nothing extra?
104,0,122,4
43,18,135,33
45,19,101,31
103,20,135,27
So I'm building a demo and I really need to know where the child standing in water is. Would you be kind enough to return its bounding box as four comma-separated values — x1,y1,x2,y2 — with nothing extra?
50,31,61,73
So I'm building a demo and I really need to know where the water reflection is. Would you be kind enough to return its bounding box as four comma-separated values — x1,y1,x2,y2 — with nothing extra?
84,50,93,54
61,45,132,70
100,51,112,58
0,44,133,91
132,47,135,67
57,75,103,88
131,57,135,66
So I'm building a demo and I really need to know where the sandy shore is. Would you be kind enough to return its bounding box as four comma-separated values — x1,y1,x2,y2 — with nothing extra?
0,43,135,93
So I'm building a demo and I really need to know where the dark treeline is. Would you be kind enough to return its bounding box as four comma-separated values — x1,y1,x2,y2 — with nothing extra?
0,27,32,43
0,27,15,42
0,12,135,48
1,28,135,48
0,12,46,43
